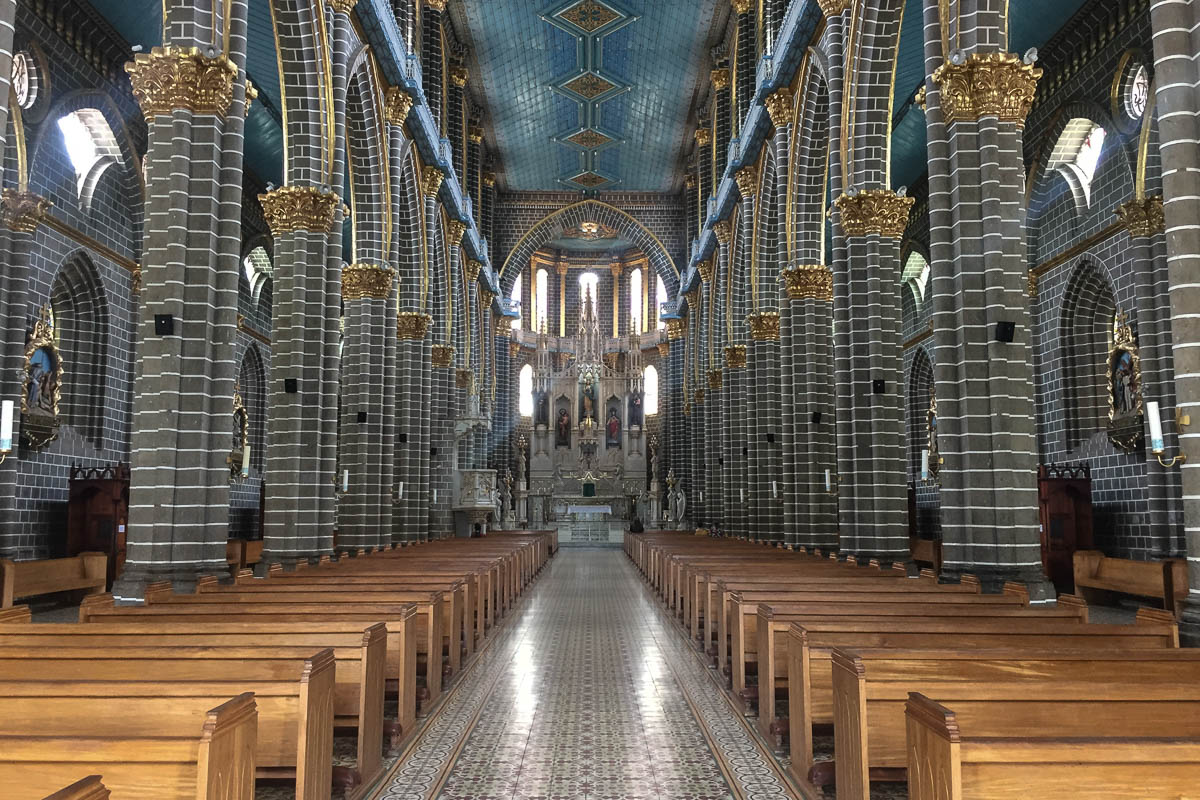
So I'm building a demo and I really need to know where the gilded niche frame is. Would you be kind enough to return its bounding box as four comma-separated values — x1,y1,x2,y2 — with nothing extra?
20,304,62,449
1107,310,1144,452
227,385,250,480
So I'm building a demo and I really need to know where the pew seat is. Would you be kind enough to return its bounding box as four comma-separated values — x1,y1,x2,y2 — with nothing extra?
1073,549,1187,615
0,553,107,608
41,776,110,800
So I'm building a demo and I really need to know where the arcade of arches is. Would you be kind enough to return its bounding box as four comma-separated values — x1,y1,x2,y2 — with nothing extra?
6,0,1200,797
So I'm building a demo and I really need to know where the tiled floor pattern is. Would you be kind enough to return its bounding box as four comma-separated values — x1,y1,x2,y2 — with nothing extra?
373,548,796,800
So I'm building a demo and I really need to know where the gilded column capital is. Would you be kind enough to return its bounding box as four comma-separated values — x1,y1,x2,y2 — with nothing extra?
465,258,483,281
747,311,781,341
731,0,752,14
1027,271,1039,299
711,69,730,92
667,318,687,340
480,287,496,306
329,0,358,14
693,388,705,406
432,344,456,367
697,259,714,283
684,289,701,310
509,340,522,358
834,189,915,239
384,87,414,126
469,126,484,144
398,312,434,340
724,345,747,369
125,46,239,119
425,0,448,11
932,52,1042,127
712,220,732,244
782,264,833,301
342,263,395,300
765,88,794,128
260,186,341,235
695,127,711,147
685,174,696,190
483,172,497,188
1,190,51,234
450,66,470,88
707,368,723,390
495,316,514,336
455,368,474,390
657,340,670,357
422,166,445,196
735,166,758,199
1115,195,1165,238
817,0,850,17
609,261,623,279
245,79,258,116
447,220,468,246
555,260,570,277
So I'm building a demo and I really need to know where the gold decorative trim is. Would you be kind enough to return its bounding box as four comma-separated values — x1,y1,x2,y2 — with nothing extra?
465,259,483,281
1027,270,1039,299
765,88,794,128
914,84,927,112
693,388,705,406
425,0,448,11
1115,195,1165,238
695,128,711,147
782,264,833,301
747,311,781,341
495,316,513,336
125,46,239,119
397,313,432,340
482,172,497,188
933,52,1042,127
446,220,467,246
711,69,730,91
342,263,395,300
450,66,469,87
731,0,752,14
712,220,732,244
697,259,714,283
244,79,258,116
667,318,686,340
259,186,340,235
735,166,758,199
834,189,914,239
455,367,474,390
818,0,849,15
329,0,358,13
20,304,62,448
432,344,456,367
422,166,445,196
707,368,723,390
724,345,746,369
384,87,414,126
657,341,670,357
2,189,50,234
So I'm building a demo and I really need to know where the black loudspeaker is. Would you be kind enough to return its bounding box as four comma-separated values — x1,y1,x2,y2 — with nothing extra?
995,321,1016,342
430,447,439,456
398,433,409,444
357,412,368,423
811,411,823,424
766,433,776,444
284,378,299,394
872,379,886,394
742,446,749,457
153,314,174,336
718,457,724,466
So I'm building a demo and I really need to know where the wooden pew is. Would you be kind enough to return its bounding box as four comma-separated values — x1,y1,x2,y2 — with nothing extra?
1073,549,1188,615
784,610,1181,787
40,776,110,800
905,692,1200,800
0,618,417,737
0,635,386,795
833,648,1200,800
0,692,257,800
0,552,107,608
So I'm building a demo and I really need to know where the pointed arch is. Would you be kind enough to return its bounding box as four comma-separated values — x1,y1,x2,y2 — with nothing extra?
345,51,387,264
49,250,110,448
1059,261,1118,449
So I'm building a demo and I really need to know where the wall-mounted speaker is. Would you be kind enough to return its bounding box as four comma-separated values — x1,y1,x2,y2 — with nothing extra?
995,321,1016,343
284,378,299,394
872,379,886,394
357,412,368,423
811,411,823,424
766,433,776,444
398,433,409,444
153,314,175,336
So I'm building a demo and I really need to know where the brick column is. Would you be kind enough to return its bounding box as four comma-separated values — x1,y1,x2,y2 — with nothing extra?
395,313,432,544
422,0,445,131
747,314,780,542
731,0,755,134
712,67,732,178
686,289,705,523
116,22,251,594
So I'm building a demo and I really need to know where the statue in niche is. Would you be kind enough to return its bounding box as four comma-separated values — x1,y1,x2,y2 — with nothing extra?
20,305,63,449
1113,350,1137,416
535,393,550,427
1106,310,1144,452
629,392,643,427
580,374,596,421
606,407,621,448
515,437,527,480
556,408,571,448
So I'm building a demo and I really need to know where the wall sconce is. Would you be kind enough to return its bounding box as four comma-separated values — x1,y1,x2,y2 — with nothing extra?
0,400,13,465
334,469,349,499
1148,401,1187,468
920,448,943,484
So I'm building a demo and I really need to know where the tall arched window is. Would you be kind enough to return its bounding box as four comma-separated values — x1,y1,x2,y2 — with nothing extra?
656,276,667,330
535,268,548,333
1061,262,1117,447
579,271,599,316
629,268,643,333
1048,119,1107,208
50,253,110,448
510,273,523,330
644,365,659,416
518,363,534,416
56,109,121,213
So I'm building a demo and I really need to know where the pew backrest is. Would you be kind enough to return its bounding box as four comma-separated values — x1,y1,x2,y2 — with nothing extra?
0,553,107,608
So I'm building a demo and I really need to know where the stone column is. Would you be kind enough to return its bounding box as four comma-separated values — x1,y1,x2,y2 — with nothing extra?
1147,0,1200,639
696,128,713,219
747,313,780,542
421,0,445,131
921,1,1048,593
686,289,705,523
337,265,397,552
430,343,455,537
731,0,755,135
712,67,732,179
117,26,251,594
395,312,432,544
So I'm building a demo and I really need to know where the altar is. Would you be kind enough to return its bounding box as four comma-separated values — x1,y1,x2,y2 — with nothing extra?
555,504,625,547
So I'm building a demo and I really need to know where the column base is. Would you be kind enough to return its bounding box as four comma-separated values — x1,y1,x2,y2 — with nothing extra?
112,565,211,601
1178,597,1200,647
939,564,1056,601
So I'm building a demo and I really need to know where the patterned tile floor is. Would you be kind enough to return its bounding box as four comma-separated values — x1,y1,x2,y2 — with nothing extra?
372,548,797,800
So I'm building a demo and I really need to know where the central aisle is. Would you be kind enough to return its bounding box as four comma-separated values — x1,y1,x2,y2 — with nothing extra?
374,547,796,800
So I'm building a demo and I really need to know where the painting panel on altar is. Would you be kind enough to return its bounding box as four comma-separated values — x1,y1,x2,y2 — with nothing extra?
628,392,643,428
536,392,550,427
21,305,63,449
555,401,571,448
606,400,621,449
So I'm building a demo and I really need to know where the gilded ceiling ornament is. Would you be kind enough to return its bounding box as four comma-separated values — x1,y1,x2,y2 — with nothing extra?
465,259,483,280
724,345,747,369
450,66,470,88
657,341,670,357
712,220,732,244
571,172,608,188
667,319,687,340
782,264,833,301
560,0,620,32
711,69,730,92
697,259,714,283
566,129,613,149
735,166,758,198
1115,195,1165,238
125,46,239,119
565,73,617,99
329,0,358,14
446,220,468,246
469,126,484,144
932,52,1042,127
245,79,258,116
432,344,456,367
707,368,723,390
834,189,915,239
765,88,794,128
259,186,341,235
422,167,445,196
342,263,395,300
397,312,433,340
563,220,619,240
817,0,850,17
1,189,51,234
747,311,781,341
384,87,414,126
695,128,711,146
731,0,752,15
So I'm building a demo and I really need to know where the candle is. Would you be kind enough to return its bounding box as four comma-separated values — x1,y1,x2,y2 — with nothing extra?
0,400,12,452
1147,401,1165,454
771,481,778,498
432,488,438,504
342,469,349,492
241,444,251,478
921,449,930,481
824,469,831,492
739,488,745,502
396,482,404,500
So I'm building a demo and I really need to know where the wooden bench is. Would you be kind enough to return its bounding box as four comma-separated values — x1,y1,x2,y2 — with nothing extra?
906,692,1200,800
225,539,264,571
0,553,107,608
832,648,1200,800
40,776,110,800
0,692,257,800
1073,549,1188,615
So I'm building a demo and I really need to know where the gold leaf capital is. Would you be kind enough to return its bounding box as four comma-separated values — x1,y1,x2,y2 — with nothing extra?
724,345,747,369
766,88,794,128
1,190,51,234
834,189,914,239
465,259,483,281
126,46,239,119
712,220,732,244
747,311,781,341
735,166,758,198
1115,195,1165,238
342,263,395,300
695,127,711,147
667,318,687,340
398,312,434,340
731,0,752,14
259,186,341,235
447,219,467,246
422,166,445,196
817,0,850,17
782,264,833,301
711,69,730,91
932,52,1042,127
384,87,414,126
707,369,723,390
697,259,714,283
329,0,358,13
432,344,456,368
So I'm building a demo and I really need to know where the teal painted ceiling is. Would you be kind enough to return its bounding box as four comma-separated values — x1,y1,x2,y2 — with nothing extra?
457,0,723,192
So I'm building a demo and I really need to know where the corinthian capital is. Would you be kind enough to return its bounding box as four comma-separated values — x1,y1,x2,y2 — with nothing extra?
834,189,915,239
933,52,1042,127
384,87,414,126
1,190,51,234
259,186,341,235
126,46,239,119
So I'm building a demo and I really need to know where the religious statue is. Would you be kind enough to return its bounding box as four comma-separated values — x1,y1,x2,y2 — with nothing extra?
535,393,550,427
1106,310,1144,452
499,469,512,528
629,392,643,428
556,408,571,448
670,484,687,526
606,407,621,449
492,487,503,528
515,438,527,481
580,374,596,421
650,437,660,484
